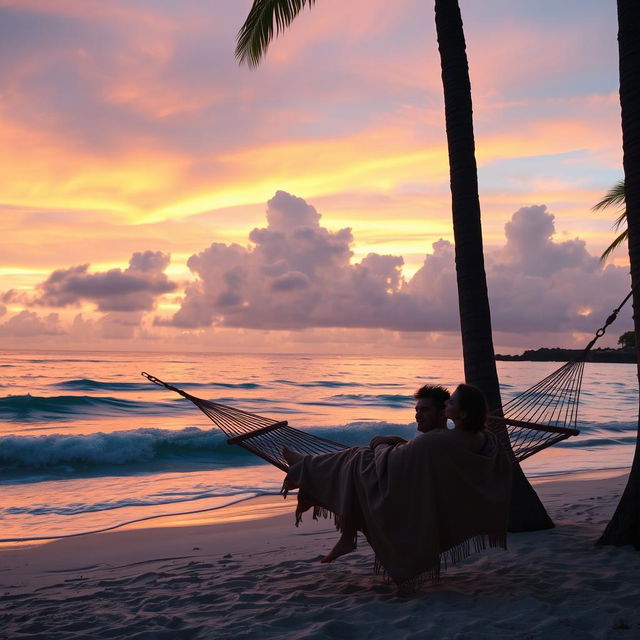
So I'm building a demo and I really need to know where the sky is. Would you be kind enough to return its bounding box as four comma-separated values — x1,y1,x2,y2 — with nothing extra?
0,0,633,355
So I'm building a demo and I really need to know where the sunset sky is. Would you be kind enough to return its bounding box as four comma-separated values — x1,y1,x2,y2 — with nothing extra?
0,0,632,354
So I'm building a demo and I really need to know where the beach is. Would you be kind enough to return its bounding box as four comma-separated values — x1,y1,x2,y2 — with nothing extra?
2,470,638,639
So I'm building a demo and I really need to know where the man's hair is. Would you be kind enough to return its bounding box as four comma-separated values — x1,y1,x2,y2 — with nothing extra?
413,384,450,410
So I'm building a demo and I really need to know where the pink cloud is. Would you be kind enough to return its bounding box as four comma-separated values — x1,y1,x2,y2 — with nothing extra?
35,251,176,312
158,192,629,335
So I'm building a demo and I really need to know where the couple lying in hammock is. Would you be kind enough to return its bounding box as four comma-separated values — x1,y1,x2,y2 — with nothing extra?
282,384,512,588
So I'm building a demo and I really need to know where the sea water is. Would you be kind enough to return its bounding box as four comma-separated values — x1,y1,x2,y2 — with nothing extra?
0,350,637,542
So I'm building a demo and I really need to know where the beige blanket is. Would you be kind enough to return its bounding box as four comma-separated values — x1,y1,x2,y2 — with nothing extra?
283,429,512,588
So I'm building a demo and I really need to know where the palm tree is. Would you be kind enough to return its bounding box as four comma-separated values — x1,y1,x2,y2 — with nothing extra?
594,180,626,262
236,0,552,531
597,0,640,548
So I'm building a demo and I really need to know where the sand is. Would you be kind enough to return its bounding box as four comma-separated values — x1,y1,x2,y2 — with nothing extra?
1,470,639,639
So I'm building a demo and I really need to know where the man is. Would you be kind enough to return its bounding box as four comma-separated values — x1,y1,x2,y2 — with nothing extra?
369,384,450,450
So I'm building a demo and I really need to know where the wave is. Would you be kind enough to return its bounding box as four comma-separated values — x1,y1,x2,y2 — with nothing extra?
317,421,415,445
275,379,358,388
0,394,187,422
54,378,262,392
55,379,159,392
0,427,249,474
556,436,637,448
275,379,403,388
0,422,415,478
307,393,412,407
0,392,300,423
1,416,636,480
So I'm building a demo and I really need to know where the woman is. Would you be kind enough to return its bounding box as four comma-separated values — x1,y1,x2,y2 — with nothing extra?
282,383,512,588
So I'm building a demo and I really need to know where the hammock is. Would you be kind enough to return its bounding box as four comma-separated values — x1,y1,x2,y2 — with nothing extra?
489,290,632,462
142,292,631,470
142,370,573,469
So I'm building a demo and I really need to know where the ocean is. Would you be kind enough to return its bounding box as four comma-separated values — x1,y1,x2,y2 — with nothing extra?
0,350,637,543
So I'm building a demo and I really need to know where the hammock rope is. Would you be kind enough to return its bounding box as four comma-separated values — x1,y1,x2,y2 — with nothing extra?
489,289,633,462
142,373,346,471
142,289,632,469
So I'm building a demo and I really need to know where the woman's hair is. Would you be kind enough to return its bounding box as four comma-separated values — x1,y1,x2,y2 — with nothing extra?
454,383,488,432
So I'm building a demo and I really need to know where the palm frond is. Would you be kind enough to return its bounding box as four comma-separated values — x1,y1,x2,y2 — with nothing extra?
591,179,626,212
236,0,316,68
593,180,627,262
599,229,628,263
612,208,627,231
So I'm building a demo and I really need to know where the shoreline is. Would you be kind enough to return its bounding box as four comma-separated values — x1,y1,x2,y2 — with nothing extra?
1,465,631,549
2,469,639,638
1,468,631,568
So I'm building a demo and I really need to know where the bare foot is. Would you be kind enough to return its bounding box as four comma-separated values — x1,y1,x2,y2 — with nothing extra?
321,537,357,563
282,446,304,467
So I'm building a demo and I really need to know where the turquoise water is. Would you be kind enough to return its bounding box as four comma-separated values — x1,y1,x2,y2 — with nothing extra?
0,350,637,541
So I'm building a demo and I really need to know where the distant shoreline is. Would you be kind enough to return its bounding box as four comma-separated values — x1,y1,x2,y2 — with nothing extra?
495,347,636,363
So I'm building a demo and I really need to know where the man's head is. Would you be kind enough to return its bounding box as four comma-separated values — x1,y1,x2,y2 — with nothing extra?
413,385,450,432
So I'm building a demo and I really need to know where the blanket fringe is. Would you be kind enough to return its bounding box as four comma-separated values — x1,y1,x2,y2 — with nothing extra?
281,481,358,548
374,531,507,595
282,482,507,594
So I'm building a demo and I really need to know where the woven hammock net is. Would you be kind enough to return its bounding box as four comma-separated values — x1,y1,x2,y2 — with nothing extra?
487,357,583,464
487,289,632,462
143,361,581,471
143,372,346,471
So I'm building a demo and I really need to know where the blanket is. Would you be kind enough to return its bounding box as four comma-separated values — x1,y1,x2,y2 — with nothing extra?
283,429,512,588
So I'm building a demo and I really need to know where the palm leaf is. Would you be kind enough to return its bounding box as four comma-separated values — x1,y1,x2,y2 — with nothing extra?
236,0,316,68
593,180,627,262
612,208,627,231
600,229,628,263
592,179,626,212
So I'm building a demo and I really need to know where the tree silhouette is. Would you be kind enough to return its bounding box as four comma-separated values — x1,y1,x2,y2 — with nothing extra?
597,0,640,548
236,0,552,531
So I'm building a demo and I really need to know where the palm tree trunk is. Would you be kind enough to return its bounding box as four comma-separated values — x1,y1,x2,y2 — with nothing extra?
434,0,552,531
597,0,640,547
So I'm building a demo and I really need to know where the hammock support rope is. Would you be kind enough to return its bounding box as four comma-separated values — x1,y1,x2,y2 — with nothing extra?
488,289,633,461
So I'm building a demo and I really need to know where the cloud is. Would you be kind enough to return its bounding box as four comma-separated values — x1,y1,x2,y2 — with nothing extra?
2,289,31,305
501,204,599,276
0,0,619,234
163,192,630,336
165,191,428,330
0,310,61,337
35,250,176,312
486,204,628,332
4,193,630,344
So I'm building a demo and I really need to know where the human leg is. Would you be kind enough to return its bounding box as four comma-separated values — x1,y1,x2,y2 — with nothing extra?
321,520,357,563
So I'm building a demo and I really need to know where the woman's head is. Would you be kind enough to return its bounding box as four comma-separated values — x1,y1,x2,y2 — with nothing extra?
444,384,488,432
